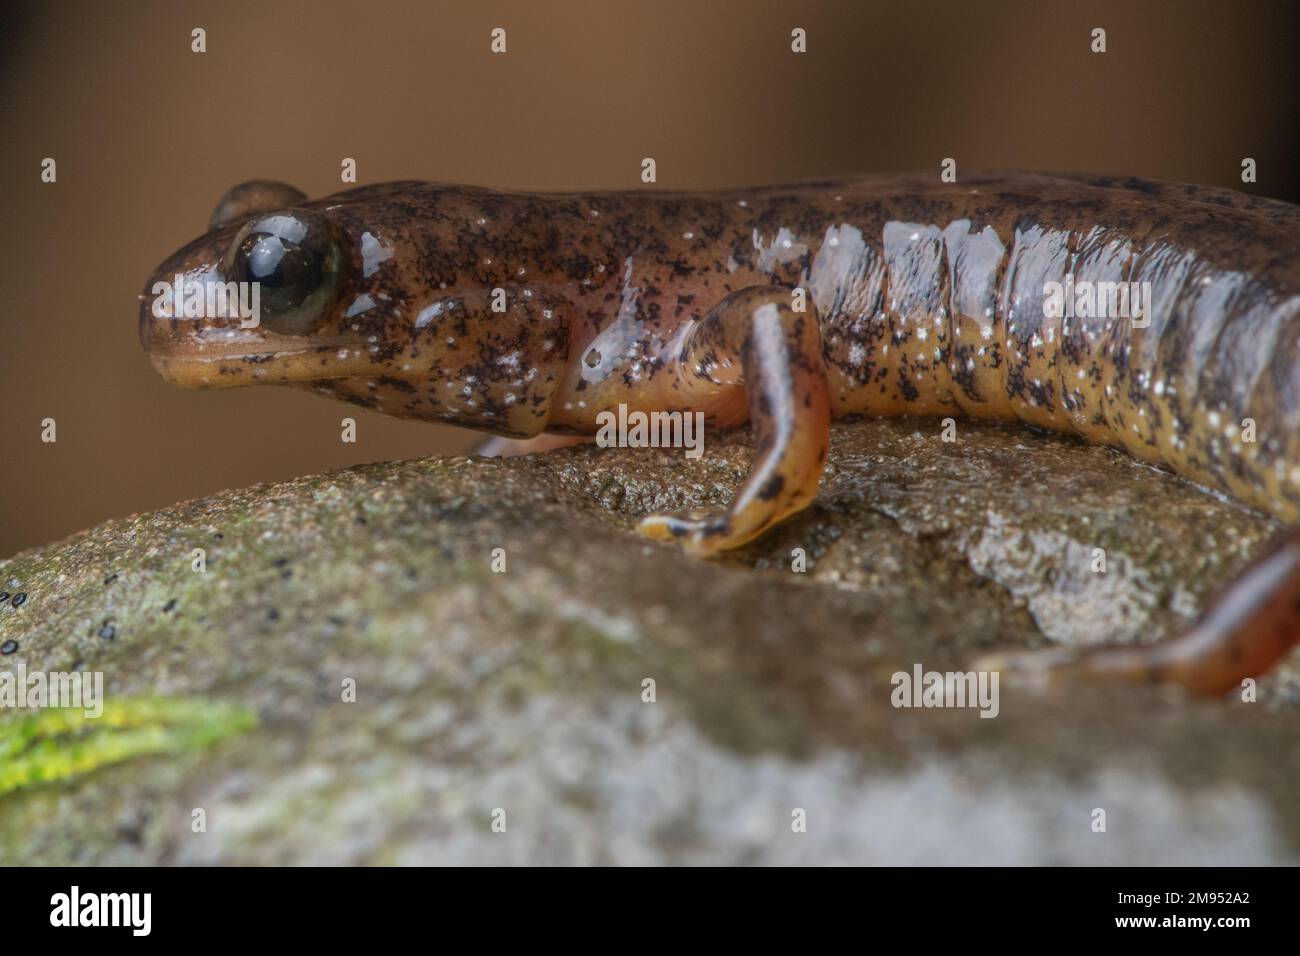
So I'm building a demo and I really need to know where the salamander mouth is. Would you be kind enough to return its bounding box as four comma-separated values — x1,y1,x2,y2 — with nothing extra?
140,295,373,388
139,287,371,390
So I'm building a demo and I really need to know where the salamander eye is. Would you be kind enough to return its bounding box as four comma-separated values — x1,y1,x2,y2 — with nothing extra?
224,211,343,335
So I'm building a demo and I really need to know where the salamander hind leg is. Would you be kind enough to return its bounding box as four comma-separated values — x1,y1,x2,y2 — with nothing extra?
636,285,830,557
975,531,1300,696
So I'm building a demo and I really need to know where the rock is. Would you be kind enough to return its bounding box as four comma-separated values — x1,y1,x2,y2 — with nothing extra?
0,419,1298,864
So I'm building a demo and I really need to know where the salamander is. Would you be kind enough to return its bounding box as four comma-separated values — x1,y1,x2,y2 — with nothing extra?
139,173,1300,695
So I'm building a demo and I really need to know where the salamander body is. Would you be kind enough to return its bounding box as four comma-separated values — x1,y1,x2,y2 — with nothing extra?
140,173,1300,693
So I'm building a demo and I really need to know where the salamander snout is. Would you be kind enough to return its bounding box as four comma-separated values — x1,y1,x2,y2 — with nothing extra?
140,202,359,389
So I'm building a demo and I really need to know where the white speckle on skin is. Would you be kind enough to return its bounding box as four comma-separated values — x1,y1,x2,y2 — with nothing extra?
346,295,376,318
415,301,448,329
360,232,394,277
753,226,808,273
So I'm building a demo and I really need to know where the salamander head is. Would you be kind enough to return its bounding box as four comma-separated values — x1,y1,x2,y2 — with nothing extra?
139,180,571,435
139,180,378,390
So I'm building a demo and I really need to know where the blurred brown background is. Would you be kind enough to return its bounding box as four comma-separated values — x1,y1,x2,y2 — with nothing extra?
1,0,1296,556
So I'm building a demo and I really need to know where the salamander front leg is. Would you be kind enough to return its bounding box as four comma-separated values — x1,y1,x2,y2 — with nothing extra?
636,285,830,556
975,531,1300,696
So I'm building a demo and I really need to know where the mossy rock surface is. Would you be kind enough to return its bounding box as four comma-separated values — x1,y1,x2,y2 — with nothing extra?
1,419,1298,864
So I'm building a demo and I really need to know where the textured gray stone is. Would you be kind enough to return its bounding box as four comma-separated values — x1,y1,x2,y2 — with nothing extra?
0,419,1297,864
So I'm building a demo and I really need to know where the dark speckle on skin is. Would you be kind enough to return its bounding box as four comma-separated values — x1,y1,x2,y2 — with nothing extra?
10,592,26,608
98,620,117,640
758,474,786,501
0,640,17,655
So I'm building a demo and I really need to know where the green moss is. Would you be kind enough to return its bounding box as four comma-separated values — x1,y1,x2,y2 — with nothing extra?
0,697,256,796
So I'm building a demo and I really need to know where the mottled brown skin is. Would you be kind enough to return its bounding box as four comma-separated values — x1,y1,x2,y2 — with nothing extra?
140,173,1300,695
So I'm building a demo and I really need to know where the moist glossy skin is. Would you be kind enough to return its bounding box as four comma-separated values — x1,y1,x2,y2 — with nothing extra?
140,173,1300,694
